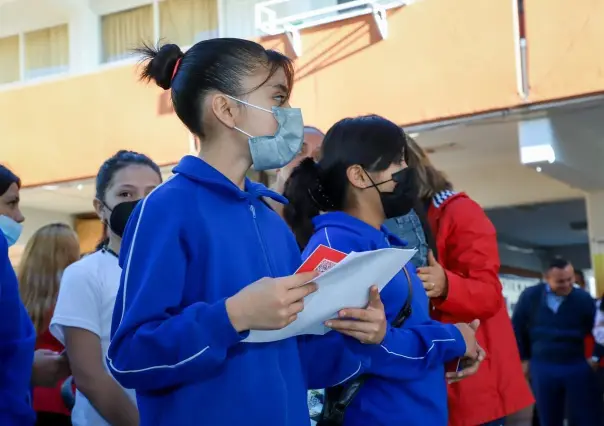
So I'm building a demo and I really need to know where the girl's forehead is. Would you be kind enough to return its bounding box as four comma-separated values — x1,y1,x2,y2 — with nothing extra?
108,165,159,188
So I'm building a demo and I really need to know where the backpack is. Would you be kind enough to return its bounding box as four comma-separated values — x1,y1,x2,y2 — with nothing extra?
316,266,414,426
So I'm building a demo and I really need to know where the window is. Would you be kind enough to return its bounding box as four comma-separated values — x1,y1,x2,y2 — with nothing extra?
24,24,69,80
102,5,154,63
337,0,363,14
0,35,20,84
159,0,219,46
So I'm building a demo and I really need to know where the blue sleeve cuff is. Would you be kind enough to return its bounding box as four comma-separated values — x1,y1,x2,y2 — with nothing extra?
204,299,249,348
444,324,467,358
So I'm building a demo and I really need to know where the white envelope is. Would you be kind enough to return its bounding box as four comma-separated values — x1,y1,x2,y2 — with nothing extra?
244,248,416,343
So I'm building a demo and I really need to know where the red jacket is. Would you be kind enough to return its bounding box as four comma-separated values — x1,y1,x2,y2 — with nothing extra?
33,315,70,416
427,191,534,426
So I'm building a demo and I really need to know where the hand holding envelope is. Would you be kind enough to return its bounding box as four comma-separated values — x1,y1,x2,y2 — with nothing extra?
243,246,417,343
226,271,319,332
325,286,387,344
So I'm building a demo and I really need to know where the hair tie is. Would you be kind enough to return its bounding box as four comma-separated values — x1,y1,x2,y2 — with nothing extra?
171,57,182,81
308,179,335,211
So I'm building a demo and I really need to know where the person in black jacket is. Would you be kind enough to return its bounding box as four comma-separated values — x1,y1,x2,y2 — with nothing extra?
512,257,604,426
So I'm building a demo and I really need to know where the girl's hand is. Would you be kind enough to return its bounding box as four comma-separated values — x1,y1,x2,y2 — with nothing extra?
326,286,387,344
417,251,448,298
446,345,486,384
226,271,318,332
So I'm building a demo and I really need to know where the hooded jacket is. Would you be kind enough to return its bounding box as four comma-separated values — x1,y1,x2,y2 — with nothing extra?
304,211,466,426
107,156,361,426
0,229,36,426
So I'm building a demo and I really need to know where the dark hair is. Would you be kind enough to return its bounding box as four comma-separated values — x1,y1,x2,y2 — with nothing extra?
95,150,162,250
0,164,21,196
547,257,571,271
136,39,294,139
284,115,407,248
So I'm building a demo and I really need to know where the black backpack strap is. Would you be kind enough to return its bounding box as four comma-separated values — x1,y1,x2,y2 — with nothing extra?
393,267,413,327
318,267,414,426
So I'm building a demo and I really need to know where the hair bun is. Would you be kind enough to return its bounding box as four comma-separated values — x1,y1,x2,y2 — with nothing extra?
137,43,184,90
298,157,320,174
295,158,334,211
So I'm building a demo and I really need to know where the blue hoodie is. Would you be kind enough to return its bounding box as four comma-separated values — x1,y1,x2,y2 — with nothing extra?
107,156,362,426
0,230,36,426
304,212,467,426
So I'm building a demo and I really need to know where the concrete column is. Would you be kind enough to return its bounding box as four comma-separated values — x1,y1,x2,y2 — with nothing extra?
586,190,604,297
68,4,101,73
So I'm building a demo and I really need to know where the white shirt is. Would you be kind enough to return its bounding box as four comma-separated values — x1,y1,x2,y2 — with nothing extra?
50,250,136,426
594,299,604,346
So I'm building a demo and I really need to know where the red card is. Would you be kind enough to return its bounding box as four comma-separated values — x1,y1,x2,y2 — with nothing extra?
296,244,347,275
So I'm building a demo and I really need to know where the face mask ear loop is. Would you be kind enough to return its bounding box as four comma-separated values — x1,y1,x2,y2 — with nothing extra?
225,95,272,113
101,200,113,213
360,168,381,195
234,126,253,138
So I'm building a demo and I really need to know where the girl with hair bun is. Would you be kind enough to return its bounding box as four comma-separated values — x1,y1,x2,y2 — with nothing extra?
106,39,384,426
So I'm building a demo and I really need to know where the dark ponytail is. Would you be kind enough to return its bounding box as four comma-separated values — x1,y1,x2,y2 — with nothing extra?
283,159,325,249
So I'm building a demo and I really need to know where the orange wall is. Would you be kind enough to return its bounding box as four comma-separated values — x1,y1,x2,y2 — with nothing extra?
4,0,601,186
270,0,518,132
524,0,604,102
74,217,104,254
0,66,190,187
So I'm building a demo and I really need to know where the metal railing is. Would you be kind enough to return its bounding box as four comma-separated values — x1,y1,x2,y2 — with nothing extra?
254,0,409,56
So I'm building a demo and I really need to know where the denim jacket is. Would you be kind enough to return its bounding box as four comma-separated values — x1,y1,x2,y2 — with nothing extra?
384,210,429,268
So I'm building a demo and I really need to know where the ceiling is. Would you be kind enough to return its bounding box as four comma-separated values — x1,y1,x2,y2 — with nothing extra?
19,168,174,214
18,113,586,215
410,116,583,209
486,198,588,248
19,166,276,214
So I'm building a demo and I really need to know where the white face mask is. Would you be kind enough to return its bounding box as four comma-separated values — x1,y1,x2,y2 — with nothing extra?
0,215,23,247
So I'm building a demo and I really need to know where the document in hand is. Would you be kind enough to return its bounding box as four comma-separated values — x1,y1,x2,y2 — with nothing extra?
243,247,417,343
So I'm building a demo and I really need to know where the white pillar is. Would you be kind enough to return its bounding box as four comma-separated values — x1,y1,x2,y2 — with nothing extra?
586,190,604,297
68,5,101,73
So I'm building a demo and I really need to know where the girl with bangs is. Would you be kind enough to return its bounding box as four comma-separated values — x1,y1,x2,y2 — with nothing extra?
284,115,483,426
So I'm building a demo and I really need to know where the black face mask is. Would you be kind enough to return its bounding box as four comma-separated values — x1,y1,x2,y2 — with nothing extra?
365,168,418,219
105,200,140,238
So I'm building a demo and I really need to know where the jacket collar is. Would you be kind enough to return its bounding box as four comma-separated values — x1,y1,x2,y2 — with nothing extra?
432,189,460,209
312,211,407,247
173,155,287,204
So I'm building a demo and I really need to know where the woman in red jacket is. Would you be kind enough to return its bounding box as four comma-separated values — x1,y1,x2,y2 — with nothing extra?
18,223,80,426
406,137,534,426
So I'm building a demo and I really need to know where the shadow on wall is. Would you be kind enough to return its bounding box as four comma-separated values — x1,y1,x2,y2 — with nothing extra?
262,8,401,82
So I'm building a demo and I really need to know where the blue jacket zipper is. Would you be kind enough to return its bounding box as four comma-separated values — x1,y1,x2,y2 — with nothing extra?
249,204,273,275
249,203,288,420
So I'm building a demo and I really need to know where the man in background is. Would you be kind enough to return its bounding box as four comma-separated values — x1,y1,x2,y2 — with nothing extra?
267,126,324,216
512,258,603,426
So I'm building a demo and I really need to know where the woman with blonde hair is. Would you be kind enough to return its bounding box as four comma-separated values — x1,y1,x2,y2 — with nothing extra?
19,223,80,426
403,136,534,426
